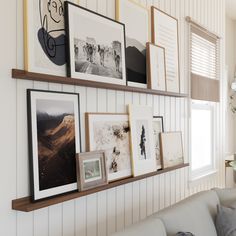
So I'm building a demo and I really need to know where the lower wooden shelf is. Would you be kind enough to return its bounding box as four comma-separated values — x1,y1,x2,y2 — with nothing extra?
12,163,189,212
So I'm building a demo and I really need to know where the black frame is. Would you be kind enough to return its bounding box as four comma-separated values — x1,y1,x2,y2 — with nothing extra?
27,89,81,201
64,1,127,85
153,116,164,132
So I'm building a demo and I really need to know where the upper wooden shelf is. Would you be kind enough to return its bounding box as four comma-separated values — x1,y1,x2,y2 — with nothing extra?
12,163,189,212
12,69,188,98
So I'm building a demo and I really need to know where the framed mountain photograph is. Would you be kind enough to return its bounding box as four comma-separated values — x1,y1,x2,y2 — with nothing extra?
116,0,149,87
65,1,127,85
27,89,81,201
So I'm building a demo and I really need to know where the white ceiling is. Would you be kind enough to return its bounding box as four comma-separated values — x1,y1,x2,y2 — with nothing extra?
226,0,236,20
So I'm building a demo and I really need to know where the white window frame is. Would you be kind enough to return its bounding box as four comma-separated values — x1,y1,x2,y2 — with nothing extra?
190,100,217,181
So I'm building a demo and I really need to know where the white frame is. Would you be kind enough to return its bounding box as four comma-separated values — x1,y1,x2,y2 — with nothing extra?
190,101,216,180
116,0,150,88
86,113,132,182
27,89,81,201
129,105,156,176
65,2,127,85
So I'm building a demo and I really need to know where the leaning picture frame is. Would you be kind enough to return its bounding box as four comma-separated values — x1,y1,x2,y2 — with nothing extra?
27,89,81,201
76,151,108,191
85,113,132,182
65,1,127,85
116,0,150,88
151,6,180,93
24,0,78,76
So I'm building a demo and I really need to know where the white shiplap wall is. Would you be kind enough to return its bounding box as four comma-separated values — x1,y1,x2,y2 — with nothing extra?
0,0,226,235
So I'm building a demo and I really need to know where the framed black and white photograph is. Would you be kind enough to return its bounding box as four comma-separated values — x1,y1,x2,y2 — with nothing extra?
76,151,108,191
151,6,180,93
27,89,81,201
146,43,166,91
128,105,156,176
160,132,184,169
153,116,164,170
116,0,149,88
65,2,127,85
86,113,132,182
24,0,78,76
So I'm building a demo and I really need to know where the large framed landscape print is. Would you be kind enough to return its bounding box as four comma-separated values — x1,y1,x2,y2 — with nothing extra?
65,2,127,85
116,0,149,87
24,0,78,75
27,89,81,201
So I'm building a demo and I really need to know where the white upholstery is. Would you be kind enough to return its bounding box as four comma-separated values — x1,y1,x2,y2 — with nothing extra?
153,190,219,236
112,218,167,236
213,188,236,206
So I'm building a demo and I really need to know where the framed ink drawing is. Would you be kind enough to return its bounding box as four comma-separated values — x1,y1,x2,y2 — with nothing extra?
151,6,180,93
146,43,166,91
27,89,81,201
128,105,156,176
116,0,149,87
86,113,132,182
65,2,127,85
76,151,108,191
153,116,164,170
160,132,184,169
24,0,78,76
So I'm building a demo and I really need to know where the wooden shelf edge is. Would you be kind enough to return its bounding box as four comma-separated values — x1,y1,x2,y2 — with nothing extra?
12,69,189,98
12,163,189,212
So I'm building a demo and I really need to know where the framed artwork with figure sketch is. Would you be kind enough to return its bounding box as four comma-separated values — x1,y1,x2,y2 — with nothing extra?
65,1,127,85
27,89,81,201
24,0,78,75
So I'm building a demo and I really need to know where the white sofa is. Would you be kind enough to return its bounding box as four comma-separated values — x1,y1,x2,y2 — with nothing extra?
112,188,236,236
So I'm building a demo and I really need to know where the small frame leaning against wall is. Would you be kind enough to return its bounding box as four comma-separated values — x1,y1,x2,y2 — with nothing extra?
151,6,180,93
160,131,184,169
76,151,108,191
65,1,127,85
27,89,81,201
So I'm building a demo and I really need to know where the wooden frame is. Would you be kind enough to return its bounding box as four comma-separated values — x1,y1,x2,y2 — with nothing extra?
146,42,167,91
151,6,180,93
76,151,108,191
153,116,164,170
85,113,132,182
65,1,127,85
27,89,81,201
115,0,150,88
160,131,184,169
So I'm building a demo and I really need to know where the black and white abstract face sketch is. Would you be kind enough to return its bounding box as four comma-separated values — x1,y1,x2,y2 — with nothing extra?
38,0,66,65
136,120,151,160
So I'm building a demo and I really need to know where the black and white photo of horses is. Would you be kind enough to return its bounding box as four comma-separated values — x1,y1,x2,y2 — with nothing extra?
72,10,125,80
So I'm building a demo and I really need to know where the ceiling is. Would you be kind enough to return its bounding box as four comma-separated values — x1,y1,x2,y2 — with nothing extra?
226,0,236,20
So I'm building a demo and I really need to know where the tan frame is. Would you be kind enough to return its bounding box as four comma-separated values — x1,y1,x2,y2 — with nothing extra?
76,151,108,191
160,131,184,169
151,6,180,93
146,42,167,91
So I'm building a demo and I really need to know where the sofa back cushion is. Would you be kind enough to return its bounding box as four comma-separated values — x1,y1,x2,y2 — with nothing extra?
213,188,236,207
111,217,167,236
153,190,219,236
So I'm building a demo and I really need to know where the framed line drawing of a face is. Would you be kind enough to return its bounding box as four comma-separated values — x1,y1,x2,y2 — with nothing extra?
24,0,78,75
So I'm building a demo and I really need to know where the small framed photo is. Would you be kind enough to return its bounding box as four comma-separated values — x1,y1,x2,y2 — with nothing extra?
76,151,108,191
65,1,127,85
153,116,164,170
86,113,132,182
146,43,166,91
128,105,156,176
27,89,81,201
160,132,184,169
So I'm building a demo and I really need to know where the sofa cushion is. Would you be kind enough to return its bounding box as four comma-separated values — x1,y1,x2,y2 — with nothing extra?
111,218,167,236
213,188,236,207
153,190,219,236
216,205,236,236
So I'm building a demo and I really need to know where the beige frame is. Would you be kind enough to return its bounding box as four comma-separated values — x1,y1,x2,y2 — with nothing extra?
151,6,180,93
76,151,108,191
160,131,184,169
146,42,167,91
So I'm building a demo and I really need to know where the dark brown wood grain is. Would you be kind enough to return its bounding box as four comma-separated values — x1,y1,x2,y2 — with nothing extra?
12,69,188,98
12,163,189,212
